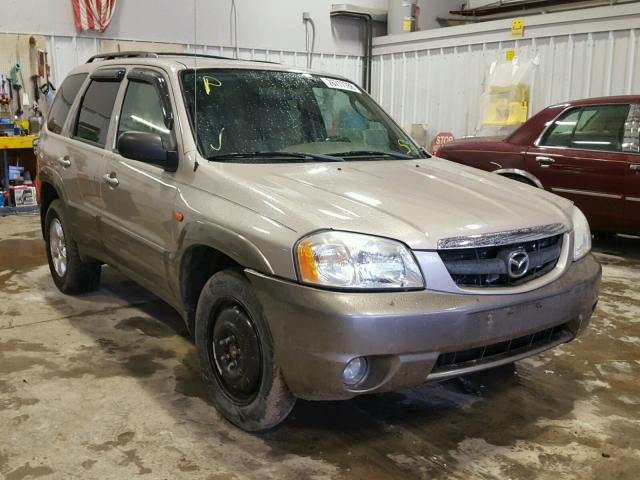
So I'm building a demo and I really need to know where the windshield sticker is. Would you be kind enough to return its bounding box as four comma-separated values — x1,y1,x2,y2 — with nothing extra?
321,77,361,94
203,76,222,95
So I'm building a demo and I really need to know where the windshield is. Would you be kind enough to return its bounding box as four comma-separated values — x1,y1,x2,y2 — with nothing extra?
181,69,423,161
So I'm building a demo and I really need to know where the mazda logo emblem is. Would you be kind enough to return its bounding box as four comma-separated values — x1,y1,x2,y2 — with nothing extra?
507,250,530,279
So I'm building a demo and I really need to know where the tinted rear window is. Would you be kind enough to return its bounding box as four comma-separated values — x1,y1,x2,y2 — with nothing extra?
74,80,121,147
46,73,87,134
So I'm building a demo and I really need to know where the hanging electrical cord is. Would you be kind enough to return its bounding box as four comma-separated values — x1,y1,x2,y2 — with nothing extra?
231,0,239,59
302,13,316,68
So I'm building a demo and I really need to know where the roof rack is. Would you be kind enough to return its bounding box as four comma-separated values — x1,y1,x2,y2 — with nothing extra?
86,51,158,63
86,51,278,65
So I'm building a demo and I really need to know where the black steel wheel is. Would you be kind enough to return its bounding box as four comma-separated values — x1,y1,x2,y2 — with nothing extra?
195,269,295,431
211,301,262,404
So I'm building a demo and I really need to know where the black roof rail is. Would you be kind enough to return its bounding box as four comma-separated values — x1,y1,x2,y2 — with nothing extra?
86,51,158,63
87,51,279,65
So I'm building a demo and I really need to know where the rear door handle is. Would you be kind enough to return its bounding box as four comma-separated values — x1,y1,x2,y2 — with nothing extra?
56,156,71,168
102,173,119,188
535,156,555,167
631,164,640,172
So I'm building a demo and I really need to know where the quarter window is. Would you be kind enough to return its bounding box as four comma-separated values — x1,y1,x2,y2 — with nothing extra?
622,104,640,153
117,80,172,148
46,73,87,134
74,80,121,147
541,104,631,152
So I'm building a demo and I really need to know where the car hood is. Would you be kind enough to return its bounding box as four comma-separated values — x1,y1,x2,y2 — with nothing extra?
210,157,573,250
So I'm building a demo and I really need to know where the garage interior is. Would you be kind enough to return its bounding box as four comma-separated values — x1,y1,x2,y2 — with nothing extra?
1,0,639,479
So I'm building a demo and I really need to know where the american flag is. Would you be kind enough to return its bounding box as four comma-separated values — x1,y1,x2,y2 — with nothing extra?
72,0,117,32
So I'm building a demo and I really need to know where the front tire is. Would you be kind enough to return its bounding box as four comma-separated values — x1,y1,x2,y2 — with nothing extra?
195,269,295,431
44,199,101,294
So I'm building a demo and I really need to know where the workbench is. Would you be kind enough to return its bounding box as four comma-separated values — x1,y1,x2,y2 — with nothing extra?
1,135,39,215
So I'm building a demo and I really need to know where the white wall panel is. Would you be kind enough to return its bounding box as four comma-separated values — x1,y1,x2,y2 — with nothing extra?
371,3,640,138
3,0,380,57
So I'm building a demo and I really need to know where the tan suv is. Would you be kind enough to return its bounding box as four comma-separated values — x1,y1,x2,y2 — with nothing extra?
39,52,601,431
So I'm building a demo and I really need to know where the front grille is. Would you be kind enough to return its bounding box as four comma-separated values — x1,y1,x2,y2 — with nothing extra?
438,234,563,287
432,322,570,373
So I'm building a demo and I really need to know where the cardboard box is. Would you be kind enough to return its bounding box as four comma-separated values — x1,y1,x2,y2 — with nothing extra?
11,186,37,207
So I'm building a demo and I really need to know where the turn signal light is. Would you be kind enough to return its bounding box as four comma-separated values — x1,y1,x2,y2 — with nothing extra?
296,241,318,283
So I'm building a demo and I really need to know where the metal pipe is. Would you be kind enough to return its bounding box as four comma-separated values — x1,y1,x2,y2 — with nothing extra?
231,0,239,59
304,16,317,68
330,11,373,92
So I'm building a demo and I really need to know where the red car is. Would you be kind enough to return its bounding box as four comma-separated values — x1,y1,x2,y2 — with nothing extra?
437,96,640,235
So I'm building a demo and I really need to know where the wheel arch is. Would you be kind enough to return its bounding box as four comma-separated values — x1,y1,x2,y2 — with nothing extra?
39,178,63,237
174,221,275,334
493,168,543,188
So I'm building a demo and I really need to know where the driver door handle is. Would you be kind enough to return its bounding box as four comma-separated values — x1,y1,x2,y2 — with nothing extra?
535,156,555,167
631,164,640,172
102,173,119,188
56,156,71,168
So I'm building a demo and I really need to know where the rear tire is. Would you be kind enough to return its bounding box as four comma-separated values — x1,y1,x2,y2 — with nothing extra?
44,199,101,294
195,269,295,431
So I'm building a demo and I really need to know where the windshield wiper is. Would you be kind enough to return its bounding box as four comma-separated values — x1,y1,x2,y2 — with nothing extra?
207,151,345,162
325,150,414,160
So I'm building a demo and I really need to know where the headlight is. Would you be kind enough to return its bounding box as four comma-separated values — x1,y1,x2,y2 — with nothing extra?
295,231,424,290
572,206,591,260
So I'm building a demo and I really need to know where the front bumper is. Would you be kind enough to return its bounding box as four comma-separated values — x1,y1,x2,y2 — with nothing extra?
247,254,601,400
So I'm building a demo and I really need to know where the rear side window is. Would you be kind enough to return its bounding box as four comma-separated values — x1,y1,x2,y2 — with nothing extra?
74,80,121,147
46,73,87,134
541,104,631,152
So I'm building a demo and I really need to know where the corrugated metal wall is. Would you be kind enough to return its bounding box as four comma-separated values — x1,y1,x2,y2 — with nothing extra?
41,2,640,142
46,36,363,88
371,3,640,138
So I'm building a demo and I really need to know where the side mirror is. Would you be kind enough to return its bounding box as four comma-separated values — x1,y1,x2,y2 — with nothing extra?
117,131,178,171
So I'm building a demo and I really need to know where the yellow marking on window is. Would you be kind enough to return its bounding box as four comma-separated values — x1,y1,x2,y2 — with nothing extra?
210,127,225,151
203,76,222,95
397,139,412,155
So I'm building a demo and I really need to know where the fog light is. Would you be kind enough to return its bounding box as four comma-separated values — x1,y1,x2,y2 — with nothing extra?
343,357,368,386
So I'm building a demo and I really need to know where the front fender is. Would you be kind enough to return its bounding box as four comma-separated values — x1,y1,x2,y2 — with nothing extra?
170,220,275,276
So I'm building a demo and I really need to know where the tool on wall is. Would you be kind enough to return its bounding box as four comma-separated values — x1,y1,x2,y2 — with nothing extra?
0,75,10,111
31,75,40,105
39,50,56,99
10,64,24,117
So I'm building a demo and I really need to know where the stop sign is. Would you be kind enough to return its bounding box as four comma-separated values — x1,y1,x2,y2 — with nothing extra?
430,132,455,155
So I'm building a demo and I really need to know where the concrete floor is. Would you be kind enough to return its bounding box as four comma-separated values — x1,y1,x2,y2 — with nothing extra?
1,214,639,480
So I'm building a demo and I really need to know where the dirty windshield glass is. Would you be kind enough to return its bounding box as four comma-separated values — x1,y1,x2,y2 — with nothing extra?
181,69,422,161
